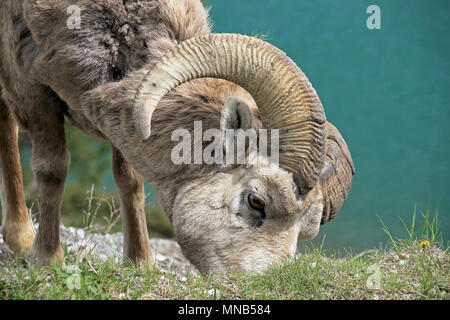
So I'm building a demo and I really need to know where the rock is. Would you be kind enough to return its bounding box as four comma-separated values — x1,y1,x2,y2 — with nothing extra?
207,289,216,296
0,232,15,267
0,224,199,276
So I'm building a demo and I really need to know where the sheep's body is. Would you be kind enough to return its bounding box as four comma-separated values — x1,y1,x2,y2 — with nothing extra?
0,0,212,138
0,0,263,268
0,0,354,273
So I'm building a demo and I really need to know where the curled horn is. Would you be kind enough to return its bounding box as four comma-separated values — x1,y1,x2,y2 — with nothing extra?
319,122,355,224
133,33,326,191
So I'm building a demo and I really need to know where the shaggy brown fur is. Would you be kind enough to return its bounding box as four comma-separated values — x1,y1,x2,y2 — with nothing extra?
0,0,217,266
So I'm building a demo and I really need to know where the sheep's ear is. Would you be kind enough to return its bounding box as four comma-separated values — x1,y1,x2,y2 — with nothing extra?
297,184,323,240
220,97,253,132
220,97,253,165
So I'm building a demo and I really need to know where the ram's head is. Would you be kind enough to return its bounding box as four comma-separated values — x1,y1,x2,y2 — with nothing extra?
83,34,354,274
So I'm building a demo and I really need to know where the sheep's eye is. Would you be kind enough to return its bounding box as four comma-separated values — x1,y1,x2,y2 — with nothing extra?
248,194,265,211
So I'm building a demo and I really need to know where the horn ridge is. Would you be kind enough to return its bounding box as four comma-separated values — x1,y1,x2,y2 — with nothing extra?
134,33,326,190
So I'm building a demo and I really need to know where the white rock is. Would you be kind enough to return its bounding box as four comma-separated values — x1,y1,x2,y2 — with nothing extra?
208,289,216,296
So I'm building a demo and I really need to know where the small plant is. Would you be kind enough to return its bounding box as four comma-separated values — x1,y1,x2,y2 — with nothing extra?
378,203,445,252
82,185,121,235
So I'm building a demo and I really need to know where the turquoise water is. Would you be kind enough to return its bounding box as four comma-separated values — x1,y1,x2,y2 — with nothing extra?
207,0,450,251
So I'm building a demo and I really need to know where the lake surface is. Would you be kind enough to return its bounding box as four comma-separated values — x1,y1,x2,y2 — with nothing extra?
207,0,450,252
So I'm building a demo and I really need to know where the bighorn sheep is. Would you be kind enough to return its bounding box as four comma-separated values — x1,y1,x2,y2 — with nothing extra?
0,0,354,273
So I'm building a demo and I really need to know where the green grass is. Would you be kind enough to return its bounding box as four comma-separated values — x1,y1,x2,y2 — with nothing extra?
378,203,445,252
0,209,448,300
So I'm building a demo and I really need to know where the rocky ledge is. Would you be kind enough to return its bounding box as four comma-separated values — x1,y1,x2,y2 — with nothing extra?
0,224,198,275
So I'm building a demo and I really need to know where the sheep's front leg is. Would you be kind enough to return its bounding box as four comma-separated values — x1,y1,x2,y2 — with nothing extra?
28,110,70,266
112,147,155,268
0,98,35,258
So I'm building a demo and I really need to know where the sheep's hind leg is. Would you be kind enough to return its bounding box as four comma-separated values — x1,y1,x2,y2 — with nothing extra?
28,105,70,266
0,96,35,258
112,147,155,268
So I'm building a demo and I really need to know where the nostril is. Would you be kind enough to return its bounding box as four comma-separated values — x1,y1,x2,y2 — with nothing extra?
259,209,266,220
